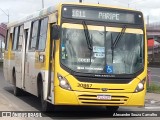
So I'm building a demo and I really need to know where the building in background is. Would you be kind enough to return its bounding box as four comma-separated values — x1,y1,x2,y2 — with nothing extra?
0,23,7,60
147,23,160,63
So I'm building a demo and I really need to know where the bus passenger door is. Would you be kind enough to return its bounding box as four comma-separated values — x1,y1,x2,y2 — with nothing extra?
12,25,24,88
3,29,12,83
23,20,37,94
48,24,55,101
22,28,28,89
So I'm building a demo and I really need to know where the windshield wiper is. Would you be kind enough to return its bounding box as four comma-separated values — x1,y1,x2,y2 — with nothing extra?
111,32,114,62
111,26,126,62
112,26,126,49
82,21,93,50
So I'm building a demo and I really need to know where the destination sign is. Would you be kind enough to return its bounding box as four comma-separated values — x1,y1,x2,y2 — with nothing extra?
62,6,143,24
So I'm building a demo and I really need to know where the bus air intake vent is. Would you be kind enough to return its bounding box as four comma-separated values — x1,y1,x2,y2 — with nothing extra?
78,94,129,105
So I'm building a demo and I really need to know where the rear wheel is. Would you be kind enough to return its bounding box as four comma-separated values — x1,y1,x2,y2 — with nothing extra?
106,106,119,112
39,81,54,112
13,72,22,96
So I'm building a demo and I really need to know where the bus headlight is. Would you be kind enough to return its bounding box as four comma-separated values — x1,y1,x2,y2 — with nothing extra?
57,73,72,91
134,78,146,93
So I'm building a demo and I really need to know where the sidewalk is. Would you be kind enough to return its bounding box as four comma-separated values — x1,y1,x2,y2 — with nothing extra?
145,93,160,107
0,92,37,120
0,92,16,111
146,93,160,101
0,92,27,120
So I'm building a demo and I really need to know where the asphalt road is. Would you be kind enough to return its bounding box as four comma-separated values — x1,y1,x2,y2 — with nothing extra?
0,66,159,120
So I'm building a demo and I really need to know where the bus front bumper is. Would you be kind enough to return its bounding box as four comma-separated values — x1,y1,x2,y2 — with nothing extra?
54,87,145,106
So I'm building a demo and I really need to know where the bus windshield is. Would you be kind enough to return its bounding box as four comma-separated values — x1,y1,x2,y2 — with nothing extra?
60,26,144,75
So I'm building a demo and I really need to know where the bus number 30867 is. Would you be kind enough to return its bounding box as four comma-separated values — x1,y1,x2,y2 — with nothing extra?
77,83,92,88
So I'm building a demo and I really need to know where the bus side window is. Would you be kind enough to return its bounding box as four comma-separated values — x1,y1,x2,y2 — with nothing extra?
5,29,10,51
37,17,48,51
12,27,19,51
17,25,24,51
29,20,39,51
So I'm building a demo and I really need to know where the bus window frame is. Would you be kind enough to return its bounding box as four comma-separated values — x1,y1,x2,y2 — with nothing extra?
28,20,40,52
12,26,20,51
36,17,49,52
17,25,24,51
5,29,10,51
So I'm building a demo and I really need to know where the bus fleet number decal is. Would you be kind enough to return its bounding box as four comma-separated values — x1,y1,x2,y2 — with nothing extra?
77,83,92,88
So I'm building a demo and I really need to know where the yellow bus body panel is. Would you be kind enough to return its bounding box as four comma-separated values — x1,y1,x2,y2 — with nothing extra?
55,86,145,106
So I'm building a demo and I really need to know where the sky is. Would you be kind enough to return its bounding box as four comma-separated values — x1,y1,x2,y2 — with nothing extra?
0,0,160,24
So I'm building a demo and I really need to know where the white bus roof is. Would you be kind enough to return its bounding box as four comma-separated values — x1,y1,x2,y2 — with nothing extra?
7,5,57,27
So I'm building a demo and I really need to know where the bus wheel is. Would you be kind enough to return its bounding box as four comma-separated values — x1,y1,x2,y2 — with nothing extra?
40,81,54,112
13,72,22,96
106,106,119,112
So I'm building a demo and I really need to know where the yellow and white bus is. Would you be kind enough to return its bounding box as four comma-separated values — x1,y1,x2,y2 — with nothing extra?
3,2,147,111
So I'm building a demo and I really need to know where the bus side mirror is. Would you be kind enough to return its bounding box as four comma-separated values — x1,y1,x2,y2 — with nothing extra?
51,25,60,40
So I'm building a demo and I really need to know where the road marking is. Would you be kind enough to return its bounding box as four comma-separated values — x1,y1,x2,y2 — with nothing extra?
151,75,160,78
145,106,160,109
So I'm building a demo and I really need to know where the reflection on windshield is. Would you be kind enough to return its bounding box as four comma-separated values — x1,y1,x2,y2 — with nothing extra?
61,27,143,74
106,32,143,74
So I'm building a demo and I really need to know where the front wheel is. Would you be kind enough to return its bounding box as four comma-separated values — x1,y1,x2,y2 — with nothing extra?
106,106,119,112
40,81,54,112
13,72,22,96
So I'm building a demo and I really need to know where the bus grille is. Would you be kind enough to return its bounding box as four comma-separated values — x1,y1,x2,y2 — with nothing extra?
78,94,128,105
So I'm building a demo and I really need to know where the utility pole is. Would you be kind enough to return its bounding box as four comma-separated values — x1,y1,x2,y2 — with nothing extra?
42,0,44,8
0,8,9,23
79,0,82,3
147,15,150,25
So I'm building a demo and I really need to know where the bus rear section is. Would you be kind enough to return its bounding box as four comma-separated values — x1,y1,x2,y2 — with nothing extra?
53,3,147,110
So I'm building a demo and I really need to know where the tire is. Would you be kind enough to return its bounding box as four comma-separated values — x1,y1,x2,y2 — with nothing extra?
106,106,119,112
39,81,54,112
13,72,22,96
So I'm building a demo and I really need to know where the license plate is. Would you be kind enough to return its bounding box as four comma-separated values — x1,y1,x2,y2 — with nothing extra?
97,95,111,100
